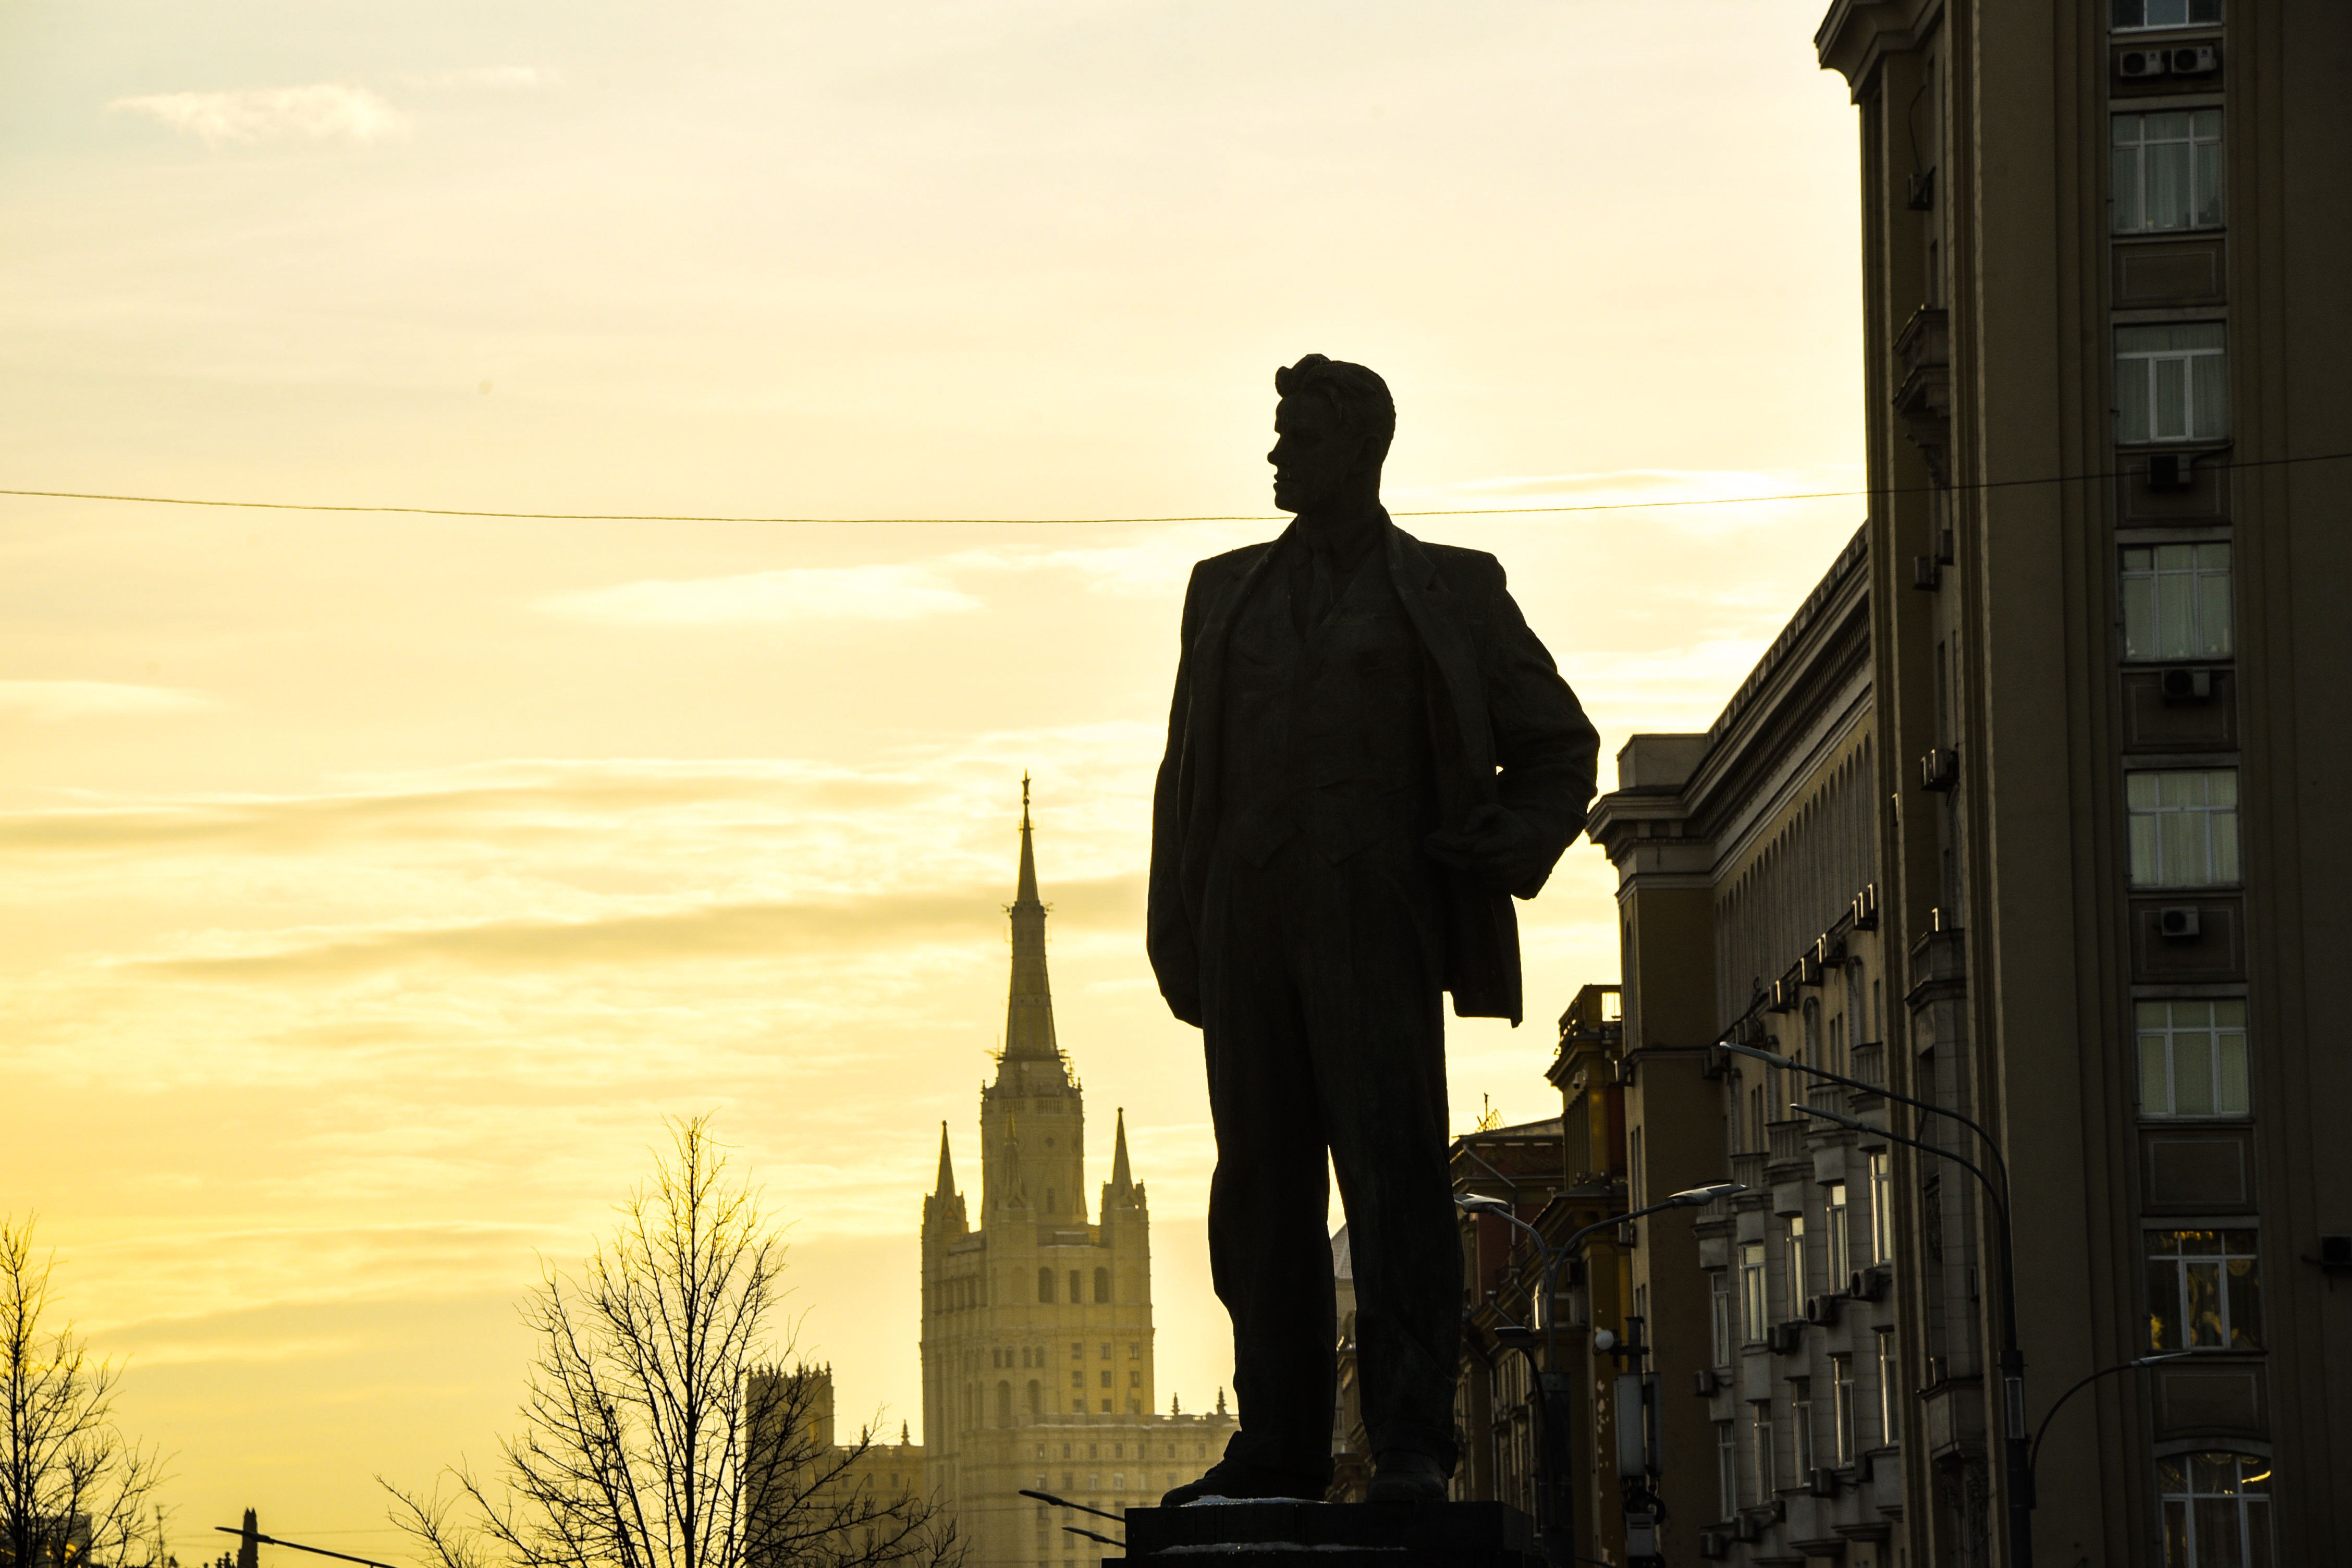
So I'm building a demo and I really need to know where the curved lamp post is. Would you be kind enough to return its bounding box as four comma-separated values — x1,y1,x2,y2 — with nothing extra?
1719,1037,2037,1568
2027,1351,2195,1479
1455,1181,1747,1568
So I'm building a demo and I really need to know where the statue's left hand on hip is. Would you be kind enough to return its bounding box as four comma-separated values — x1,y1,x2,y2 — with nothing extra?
1425,804,1554,896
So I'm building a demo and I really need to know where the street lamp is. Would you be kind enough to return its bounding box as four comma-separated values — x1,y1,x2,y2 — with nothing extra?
1455,1181,1746,1568
1719,1037,2038,1567
1794,1097,2033,1567
2027,1350,2195,1479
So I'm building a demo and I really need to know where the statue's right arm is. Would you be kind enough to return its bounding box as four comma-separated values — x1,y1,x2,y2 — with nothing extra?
1146,562,1211,1027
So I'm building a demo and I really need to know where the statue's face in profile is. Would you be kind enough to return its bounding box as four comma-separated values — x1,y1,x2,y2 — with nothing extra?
1267,393,1365,516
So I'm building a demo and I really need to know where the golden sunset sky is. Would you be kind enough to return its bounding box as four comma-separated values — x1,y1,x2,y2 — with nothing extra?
3,0,1863,1553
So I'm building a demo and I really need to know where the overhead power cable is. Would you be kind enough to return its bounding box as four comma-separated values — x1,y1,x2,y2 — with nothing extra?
2,448,2345,526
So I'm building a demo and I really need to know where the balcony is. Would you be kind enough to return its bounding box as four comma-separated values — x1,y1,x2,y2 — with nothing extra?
1768,1120,1808,1163
1893,306,1952,485
1850,1041,1886,1091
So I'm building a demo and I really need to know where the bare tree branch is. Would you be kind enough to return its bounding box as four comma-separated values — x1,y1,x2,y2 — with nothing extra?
384,1120,960,1568
0,1216,170,1568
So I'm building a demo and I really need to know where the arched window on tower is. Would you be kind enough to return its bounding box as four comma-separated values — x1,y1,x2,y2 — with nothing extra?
1069,1270,1083,1304
996,1381,1012,1426
1094,1267,1111,1304
1038,1267,1055,1304
1026,1380,1042,1416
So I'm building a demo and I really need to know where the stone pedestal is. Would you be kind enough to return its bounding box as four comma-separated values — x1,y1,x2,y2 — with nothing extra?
1112,1500,1539,1566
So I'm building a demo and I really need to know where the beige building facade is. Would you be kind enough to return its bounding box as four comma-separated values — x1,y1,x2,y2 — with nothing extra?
920,794,1234,1566
1588,1,2352,1563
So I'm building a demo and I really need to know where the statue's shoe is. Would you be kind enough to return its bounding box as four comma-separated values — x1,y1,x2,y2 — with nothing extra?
1160,1459,1330,1507
1363,1450,1448,1504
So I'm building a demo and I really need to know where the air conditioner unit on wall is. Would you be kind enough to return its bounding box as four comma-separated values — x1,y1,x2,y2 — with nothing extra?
1809,1467,1839,1498
1805,1293,1842,1327
2117,47,2169,78
1697,1531,1730,1560
1694,1368,1722,1397
1849,1267,1890,1303
2157,906,2202,940
2169,45,2220,76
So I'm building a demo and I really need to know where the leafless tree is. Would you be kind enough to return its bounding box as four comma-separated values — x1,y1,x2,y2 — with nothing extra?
0,1216,168,1568
386,1119,960,1568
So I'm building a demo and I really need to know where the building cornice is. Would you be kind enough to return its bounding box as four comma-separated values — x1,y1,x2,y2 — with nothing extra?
1814,0,1939,101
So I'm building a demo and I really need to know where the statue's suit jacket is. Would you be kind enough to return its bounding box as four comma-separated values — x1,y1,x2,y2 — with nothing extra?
1147,517,1600,1028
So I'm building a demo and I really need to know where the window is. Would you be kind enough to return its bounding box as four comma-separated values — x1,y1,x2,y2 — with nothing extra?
1831,1355,1856,1464
2123,544,2234,662
1038,1268,1056,1304
1129,1370,1141,1387
2114,111,2223,232
1714,1421,1737,1520
2129,770,2240,887
1791,1379,1816,1477
2117,324,2227,444
1869,1153,1893,1265
1876,1329,1902,1445
2139,1000,2250,1117
1710,1271,1734,1366
1069,1270,1083,1304
1070,1342,1082,1358
1786,1215,1809,1318
1099,1370,1112,1388
2147,1229,2261,1350
1740,1243,1768,1343
1095,1268,1111,1304
2158,1452,2271,1567
1071,1370,1085,1388
1129,1343,1140,1359
2113,0,2221,30
1826,1183,1852,1291
1750,1403,1776,1501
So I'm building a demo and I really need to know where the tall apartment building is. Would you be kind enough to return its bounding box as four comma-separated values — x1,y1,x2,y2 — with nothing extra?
1585,1,2350,1562
920,791,1234,1565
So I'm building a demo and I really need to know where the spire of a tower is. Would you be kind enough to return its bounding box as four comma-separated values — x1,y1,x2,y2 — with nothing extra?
1001,775,1061,1064
1110,1107,1134,1190
933,1121,955,1196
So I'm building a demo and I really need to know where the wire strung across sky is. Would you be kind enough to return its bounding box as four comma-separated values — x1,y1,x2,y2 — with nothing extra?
2,449,2344,526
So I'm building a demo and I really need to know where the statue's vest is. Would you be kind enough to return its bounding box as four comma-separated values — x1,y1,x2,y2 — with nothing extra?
1215,549,1439,871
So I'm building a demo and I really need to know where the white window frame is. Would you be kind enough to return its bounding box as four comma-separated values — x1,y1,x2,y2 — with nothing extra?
2137,999,2250,1118
2127,768,2240,888
2113,109,2223,234
2112,0,2222,31
1750,1402,1776,1502
2122,543,2233,663
1875,1329,1902,1446
1786,1214,1809,1319
2158,1452,2271,1567
2145,1228,2261,1351
1715,1420,1738,1521
1826,1182,1852,1290
1740,1242,1768,1344
2116,323,2228,444
1791,1379,1816,1477
1831,1355,1856,1464
1710,1270,1735,1367
1869,1152,1893,1266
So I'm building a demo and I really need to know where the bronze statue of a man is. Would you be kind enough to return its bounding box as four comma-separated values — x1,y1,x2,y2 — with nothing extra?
1148,356,1599,1505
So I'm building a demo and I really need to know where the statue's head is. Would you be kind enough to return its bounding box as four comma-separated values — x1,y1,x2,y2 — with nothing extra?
1269,354,1393,516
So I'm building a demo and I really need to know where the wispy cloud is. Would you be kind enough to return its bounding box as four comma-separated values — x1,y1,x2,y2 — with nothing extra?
0,680,216,720
109,84,408,146
135,874,1142,982
395,66,555,91
537,564,981,626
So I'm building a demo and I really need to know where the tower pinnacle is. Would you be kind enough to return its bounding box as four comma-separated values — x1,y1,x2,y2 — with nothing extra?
933,1121,955,1197
1110,1107,1133,1191
1002,776,1060,1065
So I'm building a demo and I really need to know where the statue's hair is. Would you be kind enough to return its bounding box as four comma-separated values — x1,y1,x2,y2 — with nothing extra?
1275,354,1395,462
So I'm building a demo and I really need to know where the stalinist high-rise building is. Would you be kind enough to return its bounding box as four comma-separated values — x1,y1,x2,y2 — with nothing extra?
921,786,1235,1566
